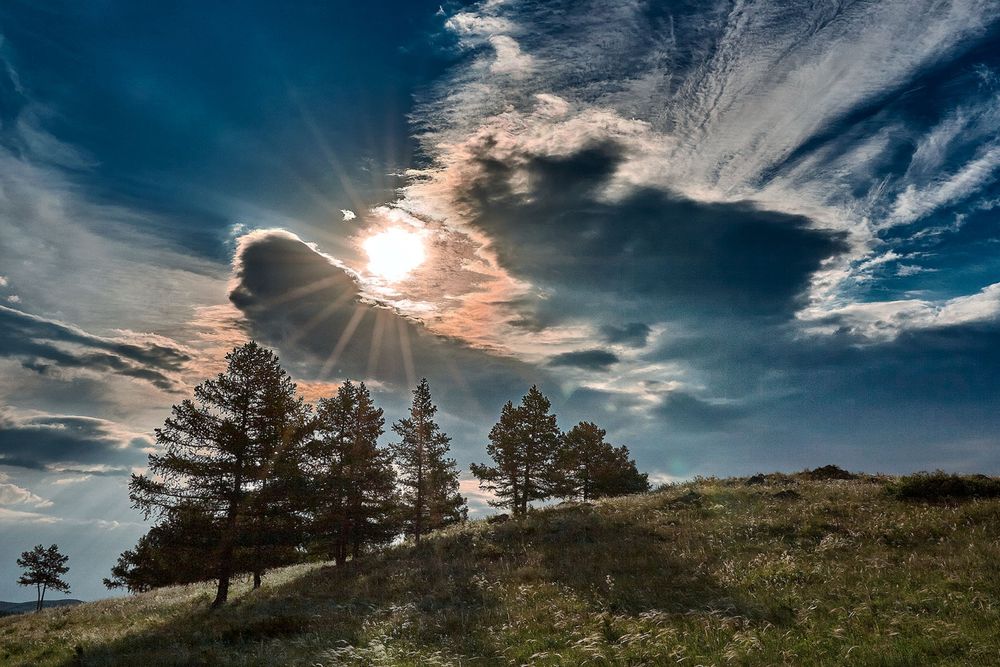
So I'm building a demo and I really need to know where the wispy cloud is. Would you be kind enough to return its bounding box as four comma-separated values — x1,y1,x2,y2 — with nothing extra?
0,305,192,391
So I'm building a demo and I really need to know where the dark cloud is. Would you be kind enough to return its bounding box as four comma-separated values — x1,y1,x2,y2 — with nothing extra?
0,306,190,391
600,322,651,348
0,410,148,472
548,348,619,371
457,140,847,327
655,392,747,433
228,230,542,426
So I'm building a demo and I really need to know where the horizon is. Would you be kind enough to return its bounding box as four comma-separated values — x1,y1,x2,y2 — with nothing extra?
2,0,1000,601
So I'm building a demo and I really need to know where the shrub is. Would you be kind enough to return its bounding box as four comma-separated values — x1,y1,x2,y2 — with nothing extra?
887,471,1000,501
798,465,856,481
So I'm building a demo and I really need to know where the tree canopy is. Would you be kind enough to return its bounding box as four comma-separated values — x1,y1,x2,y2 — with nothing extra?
391,379,467,543
17,544,70,612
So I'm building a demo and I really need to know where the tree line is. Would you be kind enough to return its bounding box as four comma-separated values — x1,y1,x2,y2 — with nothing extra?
103,341,649,607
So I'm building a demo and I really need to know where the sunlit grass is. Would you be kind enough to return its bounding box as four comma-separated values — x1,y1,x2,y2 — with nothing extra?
2,476,998,665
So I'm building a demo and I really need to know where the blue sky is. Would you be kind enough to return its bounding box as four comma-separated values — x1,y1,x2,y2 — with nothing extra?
1,0,999,600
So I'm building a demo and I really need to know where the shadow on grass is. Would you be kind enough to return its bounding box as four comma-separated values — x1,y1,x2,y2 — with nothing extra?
59,540,498,666
62,498,756,665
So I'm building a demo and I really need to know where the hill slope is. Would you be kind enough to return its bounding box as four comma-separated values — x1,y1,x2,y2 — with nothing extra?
2,476,999,665
0,599,82,616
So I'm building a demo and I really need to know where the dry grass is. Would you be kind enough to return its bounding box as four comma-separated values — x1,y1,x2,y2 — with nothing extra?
2,477,999,665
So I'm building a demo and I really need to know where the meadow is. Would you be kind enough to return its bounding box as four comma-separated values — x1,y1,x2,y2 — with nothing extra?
2,471,998,666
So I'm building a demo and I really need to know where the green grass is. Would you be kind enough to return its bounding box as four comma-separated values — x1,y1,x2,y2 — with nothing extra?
3,475,1000,665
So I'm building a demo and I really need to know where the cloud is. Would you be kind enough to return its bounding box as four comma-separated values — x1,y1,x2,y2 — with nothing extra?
340,209,356,221
458,477,497,515
0,473,52,508
600,323,651,348
802,282,1000,341
227,229,541,419
0,305,192,391
418,0,1000,346
655,392,746,434
548,349,619,371
0,407,149,472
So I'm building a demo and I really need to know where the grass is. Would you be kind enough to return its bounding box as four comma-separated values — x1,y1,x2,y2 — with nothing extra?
2,474,999,665
887,471,1000,501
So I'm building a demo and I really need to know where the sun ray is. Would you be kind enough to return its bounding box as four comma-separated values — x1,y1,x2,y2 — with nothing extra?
366,308,387,378
319,305,367,379
396,316,416,390
284,287,358,348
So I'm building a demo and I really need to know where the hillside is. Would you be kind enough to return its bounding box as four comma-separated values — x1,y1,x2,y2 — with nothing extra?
2,474,999,666
0,600,82,617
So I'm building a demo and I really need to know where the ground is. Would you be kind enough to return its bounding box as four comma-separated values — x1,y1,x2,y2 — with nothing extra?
2,474,998,666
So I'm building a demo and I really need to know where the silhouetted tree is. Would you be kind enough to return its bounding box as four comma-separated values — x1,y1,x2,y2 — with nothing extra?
308,380,399,567
17,544,70,612
556,421,650,501
390,379,466,543
129,341,309,608
103,505,217,594
471,386,561,516
245,365,313,588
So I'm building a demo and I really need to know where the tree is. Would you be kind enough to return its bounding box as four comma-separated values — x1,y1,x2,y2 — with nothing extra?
390,379,467,544
556,422,650,501
308,380,399,567
129,341,310,608
17,544,70,612
245,363,313,589
471,386,561,516
103,505,217,594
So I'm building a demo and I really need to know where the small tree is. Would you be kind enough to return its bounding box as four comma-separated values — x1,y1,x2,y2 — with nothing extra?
17,544,70,612
471,386,561,516
390,379,467,544
556,422,650,501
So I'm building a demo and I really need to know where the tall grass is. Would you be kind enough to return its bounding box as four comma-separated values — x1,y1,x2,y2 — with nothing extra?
2,476,998,665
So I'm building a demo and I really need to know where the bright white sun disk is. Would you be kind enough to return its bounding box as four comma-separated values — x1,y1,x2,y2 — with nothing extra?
363,227,426,282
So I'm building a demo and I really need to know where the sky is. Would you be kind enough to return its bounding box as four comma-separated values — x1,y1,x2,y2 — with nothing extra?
1,0,999,600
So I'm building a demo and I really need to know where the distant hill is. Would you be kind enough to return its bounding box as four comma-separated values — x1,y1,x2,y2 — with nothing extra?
1,471,999,665
0,599,83,616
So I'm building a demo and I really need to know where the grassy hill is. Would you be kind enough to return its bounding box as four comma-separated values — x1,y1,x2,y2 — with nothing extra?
2,472,999,666
0,599,83,617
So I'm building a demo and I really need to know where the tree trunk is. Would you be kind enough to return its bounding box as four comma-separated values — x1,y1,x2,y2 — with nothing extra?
212,541,233,609
213,505,240,609
253,570,262,589
35,584,42,613
415,466,423,545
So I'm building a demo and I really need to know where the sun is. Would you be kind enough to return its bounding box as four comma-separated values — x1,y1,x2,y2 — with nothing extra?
363,227,426,282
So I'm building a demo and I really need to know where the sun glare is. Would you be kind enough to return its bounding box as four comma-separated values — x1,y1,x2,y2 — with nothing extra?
363,227,426,282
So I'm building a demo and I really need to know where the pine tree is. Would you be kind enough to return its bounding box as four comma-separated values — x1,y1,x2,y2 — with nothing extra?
129,341,309,608
556,422,650,501
470,401,523,513
246,364,313,588
103,505,216,593
17,544,70,612
390,379,466,543
309,381,398,567
471,386,561,516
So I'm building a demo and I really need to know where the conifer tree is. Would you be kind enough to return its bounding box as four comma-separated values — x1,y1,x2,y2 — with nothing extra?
309,380,398,566
103,505,215,593
16,544,70,612
556,422,650,501
471,386,561,516
470,400,523,513
246,365,313,588
129,341,309,608
390,379,466,543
